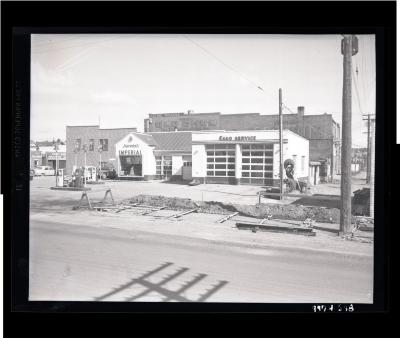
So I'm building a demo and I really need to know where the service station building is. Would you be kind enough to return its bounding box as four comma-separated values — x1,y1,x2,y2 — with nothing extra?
66,126,309,186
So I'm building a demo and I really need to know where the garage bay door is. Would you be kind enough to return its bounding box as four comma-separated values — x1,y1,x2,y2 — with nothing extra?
241,144,274,185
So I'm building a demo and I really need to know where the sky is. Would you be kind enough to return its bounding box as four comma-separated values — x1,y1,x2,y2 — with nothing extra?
31,34,376,147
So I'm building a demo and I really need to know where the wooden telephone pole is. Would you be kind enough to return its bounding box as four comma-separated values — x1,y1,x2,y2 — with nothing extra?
369,117,375,217
279,88,283,200
362,113,375,183
340,35,358,235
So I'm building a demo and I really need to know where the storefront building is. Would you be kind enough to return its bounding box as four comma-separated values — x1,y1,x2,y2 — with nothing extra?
192,130,309,186
65,125,138,175
30,144,66,170
66,127,308,186
114,131,192,180
145,108,339,180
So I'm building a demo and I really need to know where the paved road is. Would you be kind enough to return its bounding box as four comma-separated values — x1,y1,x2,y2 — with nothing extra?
29,220,373,303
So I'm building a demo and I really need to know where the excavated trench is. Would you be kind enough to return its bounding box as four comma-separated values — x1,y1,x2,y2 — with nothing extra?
124,194,365,224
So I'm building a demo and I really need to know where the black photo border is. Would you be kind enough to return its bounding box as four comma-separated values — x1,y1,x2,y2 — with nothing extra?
2,1,394,316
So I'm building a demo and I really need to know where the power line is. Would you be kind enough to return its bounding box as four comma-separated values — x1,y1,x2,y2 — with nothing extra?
352,65,364,116
182,34,277,102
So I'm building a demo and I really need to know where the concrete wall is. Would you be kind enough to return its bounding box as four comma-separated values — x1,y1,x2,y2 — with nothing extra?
172,155,183,176
192,144,207,178
66,126,137,174
286,131,309,179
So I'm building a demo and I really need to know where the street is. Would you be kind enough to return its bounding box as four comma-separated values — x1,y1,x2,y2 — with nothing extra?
29,219,373,303
29,176,374,303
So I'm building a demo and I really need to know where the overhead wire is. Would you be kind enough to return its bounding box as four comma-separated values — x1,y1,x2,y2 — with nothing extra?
181,34,278,103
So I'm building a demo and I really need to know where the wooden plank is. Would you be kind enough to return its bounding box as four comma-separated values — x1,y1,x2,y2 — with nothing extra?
260,192,340,199
141,206,166,215
170,209,198,218
236,222,315,235
217,212,239,223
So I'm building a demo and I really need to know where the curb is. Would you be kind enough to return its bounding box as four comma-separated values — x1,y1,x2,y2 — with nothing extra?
32,214,373,263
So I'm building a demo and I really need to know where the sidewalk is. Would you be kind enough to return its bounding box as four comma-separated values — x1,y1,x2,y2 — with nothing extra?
30,207,373,261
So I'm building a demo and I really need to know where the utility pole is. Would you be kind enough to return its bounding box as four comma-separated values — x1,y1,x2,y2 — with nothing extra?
370,118,375,217
279,88,283,200
340,35,358,235
362,113,372,183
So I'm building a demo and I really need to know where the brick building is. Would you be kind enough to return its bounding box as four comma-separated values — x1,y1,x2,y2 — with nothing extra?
65,125,137,175
144,108,341,179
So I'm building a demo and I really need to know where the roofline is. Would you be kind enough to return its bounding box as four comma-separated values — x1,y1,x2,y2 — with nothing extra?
148,131,193,134
66,125,137,130
66,125,99,128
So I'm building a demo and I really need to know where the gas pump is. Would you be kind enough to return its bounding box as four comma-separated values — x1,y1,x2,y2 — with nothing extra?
85,166,97,182
56,168,64,187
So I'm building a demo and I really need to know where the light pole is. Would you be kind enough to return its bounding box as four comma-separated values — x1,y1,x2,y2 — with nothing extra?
98,145,103,181
54,141,59,186
82,144,88,187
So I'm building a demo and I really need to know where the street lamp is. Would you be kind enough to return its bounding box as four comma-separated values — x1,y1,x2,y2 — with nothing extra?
74,142,80,169
98,145,103,181
54,141,59,186
82,144,88,187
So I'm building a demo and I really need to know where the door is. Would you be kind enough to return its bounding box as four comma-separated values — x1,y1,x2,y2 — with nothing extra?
182,161,192,180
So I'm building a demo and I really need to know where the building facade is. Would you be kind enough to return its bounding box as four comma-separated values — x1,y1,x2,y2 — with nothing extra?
192,130,309,186
144,108,340,179
30,143,66,170
66,128,308,186
65,125,138,175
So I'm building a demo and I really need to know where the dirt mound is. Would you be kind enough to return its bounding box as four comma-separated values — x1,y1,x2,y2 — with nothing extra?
125,194,361,224
352,188,370,216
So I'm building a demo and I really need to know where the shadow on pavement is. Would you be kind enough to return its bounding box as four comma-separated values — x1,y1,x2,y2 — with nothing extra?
94,262,228,302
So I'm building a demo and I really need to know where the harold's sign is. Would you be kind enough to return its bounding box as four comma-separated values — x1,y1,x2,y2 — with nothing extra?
219,135,257,142
123,144,139,148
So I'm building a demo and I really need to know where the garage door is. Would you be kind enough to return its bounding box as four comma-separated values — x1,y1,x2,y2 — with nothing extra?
241,144,274,185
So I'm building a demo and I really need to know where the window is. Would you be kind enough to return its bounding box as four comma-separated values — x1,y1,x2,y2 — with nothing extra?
301,156,305,172
155,156,162,175
292,155,297,166
241,143,274,184
206,144,235,177
99,139,108,151
75,139,81,151
89,139,94,151
163,156,172,177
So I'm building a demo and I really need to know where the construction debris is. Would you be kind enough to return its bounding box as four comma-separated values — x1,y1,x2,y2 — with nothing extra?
352,188,370,216
170,208,198,218
236,221,316,236
303,218,314,228
217,212,239,223
125,194,347,223
141,206,166,215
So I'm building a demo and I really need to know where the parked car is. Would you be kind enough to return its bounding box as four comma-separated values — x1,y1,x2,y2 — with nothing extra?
34,165,55,176
98,162,117,179
30,169,35,180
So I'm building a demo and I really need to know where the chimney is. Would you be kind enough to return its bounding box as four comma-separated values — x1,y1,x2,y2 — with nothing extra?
297,106,305,137
297,106,304,117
